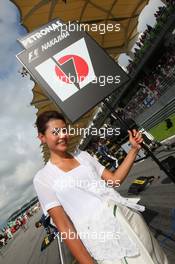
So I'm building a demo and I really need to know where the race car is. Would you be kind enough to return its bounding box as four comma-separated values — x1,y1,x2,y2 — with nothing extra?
128,176,155,195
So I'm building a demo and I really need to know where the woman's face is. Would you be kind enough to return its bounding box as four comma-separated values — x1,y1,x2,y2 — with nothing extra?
38,119,69,153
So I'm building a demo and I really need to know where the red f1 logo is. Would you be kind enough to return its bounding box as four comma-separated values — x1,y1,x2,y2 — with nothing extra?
54,54,89,89
35,38,96,101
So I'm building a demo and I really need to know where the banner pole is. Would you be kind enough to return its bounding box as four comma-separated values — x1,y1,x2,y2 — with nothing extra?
56,235,65,264
103,99,175,183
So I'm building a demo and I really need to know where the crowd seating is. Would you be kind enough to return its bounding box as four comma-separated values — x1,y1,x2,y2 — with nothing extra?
124,45,175,119
126,2,175,74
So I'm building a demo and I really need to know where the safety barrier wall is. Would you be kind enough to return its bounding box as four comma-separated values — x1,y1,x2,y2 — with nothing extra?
136,83,175,130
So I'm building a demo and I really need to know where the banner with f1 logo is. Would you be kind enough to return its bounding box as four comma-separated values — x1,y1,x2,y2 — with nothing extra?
17,19,129,123
36,37,96,101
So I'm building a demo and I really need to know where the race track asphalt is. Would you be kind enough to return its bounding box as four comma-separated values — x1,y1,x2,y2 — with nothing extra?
0,210,62,264
119,148,175,264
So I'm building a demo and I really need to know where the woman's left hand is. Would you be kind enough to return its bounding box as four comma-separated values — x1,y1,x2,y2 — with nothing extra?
128,129,143,151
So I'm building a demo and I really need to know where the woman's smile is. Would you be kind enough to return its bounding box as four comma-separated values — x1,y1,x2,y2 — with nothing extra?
56,139,68,145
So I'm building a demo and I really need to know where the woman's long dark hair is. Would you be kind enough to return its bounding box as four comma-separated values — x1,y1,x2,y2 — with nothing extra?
35,111,66,134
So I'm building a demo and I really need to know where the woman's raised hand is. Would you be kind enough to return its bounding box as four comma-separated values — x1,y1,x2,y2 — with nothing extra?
128,129,143,151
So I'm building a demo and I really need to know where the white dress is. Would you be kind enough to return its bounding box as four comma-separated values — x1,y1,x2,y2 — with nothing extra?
33,149,168,264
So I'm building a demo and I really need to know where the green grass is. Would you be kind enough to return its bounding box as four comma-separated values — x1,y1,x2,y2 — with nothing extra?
149,114,175,141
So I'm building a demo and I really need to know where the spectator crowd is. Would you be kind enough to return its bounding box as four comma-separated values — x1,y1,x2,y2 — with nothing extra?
124,45,175,119
126,0,175,74
0,208,35,249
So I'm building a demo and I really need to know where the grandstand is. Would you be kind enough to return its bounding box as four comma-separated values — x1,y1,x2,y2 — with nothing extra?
119,2,175,129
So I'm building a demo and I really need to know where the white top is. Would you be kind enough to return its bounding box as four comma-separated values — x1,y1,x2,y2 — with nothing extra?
33,149,144,261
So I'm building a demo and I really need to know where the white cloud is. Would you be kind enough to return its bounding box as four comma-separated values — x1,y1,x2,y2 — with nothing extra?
0,0,43,226
118,0,165,67
138,0,165,32
0,71,43,224
0,0,22,74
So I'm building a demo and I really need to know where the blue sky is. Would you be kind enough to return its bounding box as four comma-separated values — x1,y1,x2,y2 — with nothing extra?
0,0,164,227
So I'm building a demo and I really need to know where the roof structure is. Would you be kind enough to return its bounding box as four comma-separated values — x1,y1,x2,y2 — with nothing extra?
12,0,149,57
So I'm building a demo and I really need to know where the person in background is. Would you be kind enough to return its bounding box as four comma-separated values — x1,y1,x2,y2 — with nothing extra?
97,139,117,171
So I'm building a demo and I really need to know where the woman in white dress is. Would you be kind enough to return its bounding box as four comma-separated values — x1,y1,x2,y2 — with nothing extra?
33,111,168,264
